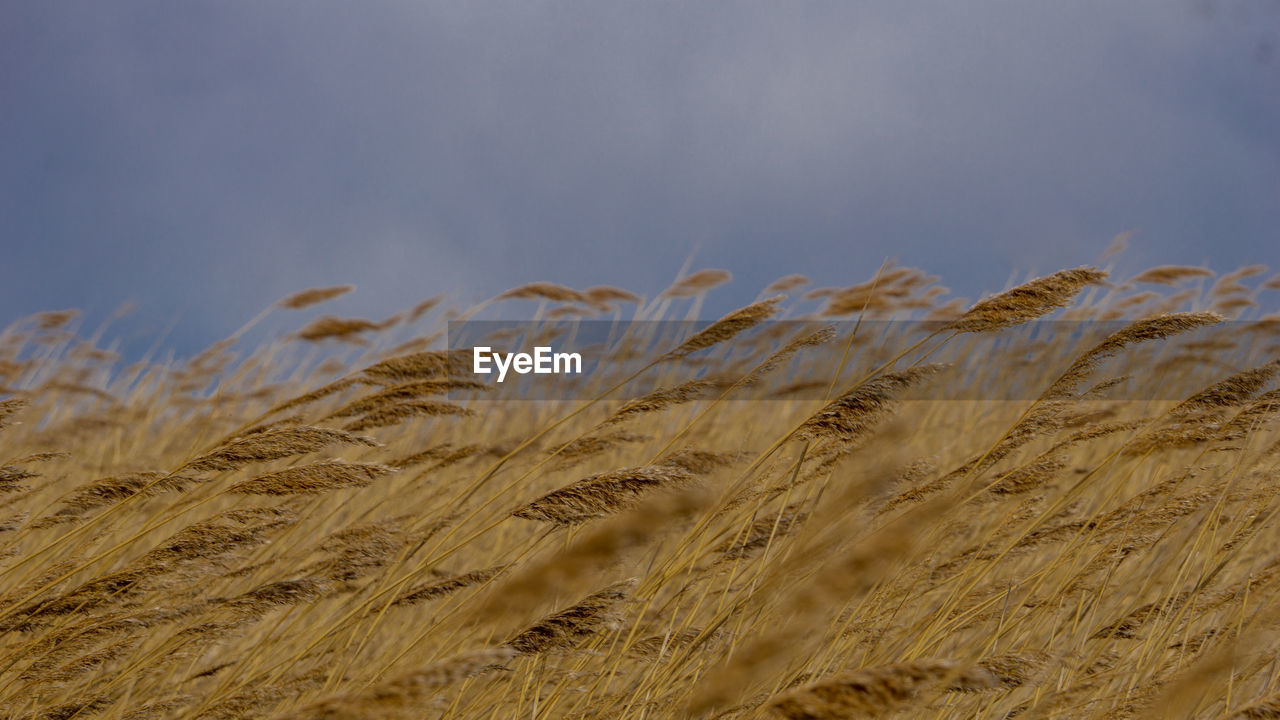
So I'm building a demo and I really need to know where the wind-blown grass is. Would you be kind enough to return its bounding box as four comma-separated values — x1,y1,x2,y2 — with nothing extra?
1,262,1279,719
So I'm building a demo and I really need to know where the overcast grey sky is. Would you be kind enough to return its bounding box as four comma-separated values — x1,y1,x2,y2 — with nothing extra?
3,1,1278,357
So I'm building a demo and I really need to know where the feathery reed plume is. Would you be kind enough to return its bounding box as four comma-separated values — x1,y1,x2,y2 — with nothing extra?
39,636,139,684
359,349,471,384
503,579,634,654
481,487,711,628
662,269,733,297
301,519,422,582
402,295,441,324
806,267,918,305
228,460,394,495
1040,312,1223,400
1220,263,1269,282
21,613,161,681
39,383,119,404
192,662,235,679
661,447,743,474
889,392,1095,510
1,464,38,493
341,399,471,431
294,316,386,343
393,564,510,606
1169,359,1280,417
1124,360,1280,453
6,451,68,464
740,325,837,387
389,442,507,470
375,647,515,692
982,453,1068,496
1131,266,1215,285
146,507,297,563
922,297,969,322
539,304,595,319
766,659,998,718
550,432,648,469
1212,295,1257,315
8,508,295,624
585,286,641,305
53,471,203,513
223,579,332,617
1097,290,1162,319
291,648,516,719
628,629,707,660
5,566,157,621
0,511,27,532
497,281,588,303
326,380,486,419
12,696,111,720
196,667,330,720
946,267,1108,333
269,377,361,415
511,462,695,526
0,397,27,430
796,364,943,443
226,416,306,444
31,309,80,330
765,274,812,293
972,651,1051,688
277,285,355,310
600,379,717,426
1092,593,1190,640
1101,230,1132,260
661,297,783,361
715,505,808,561
1216,388,1280,441
820,267,941,316
0,544,100,623
977,417,1141,497
181,426,380,473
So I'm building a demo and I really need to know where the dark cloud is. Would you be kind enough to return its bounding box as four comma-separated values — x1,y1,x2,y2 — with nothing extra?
2,1,1277,357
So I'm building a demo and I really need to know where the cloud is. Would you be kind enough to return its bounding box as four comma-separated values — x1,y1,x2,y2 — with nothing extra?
2,1,1277,356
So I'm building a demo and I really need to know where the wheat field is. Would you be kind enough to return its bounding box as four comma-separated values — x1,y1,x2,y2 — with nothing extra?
3,263,1280,720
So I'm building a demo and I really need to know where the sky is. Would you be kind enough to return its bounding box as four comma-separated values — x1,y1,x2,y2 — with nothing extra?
2,1,1278,358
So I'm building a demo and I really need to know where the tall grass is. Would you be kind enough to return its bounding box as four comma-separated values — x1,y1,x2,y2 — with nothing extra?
1,263,1279,719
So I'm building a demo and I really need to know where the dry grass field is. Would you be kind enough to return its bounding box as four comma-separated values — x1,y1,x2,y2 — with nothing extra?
3,263,1280,719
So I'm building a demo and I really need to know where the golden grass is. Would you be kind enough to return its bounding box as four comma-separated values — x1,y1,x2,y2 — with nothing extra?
1,264,1280,719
